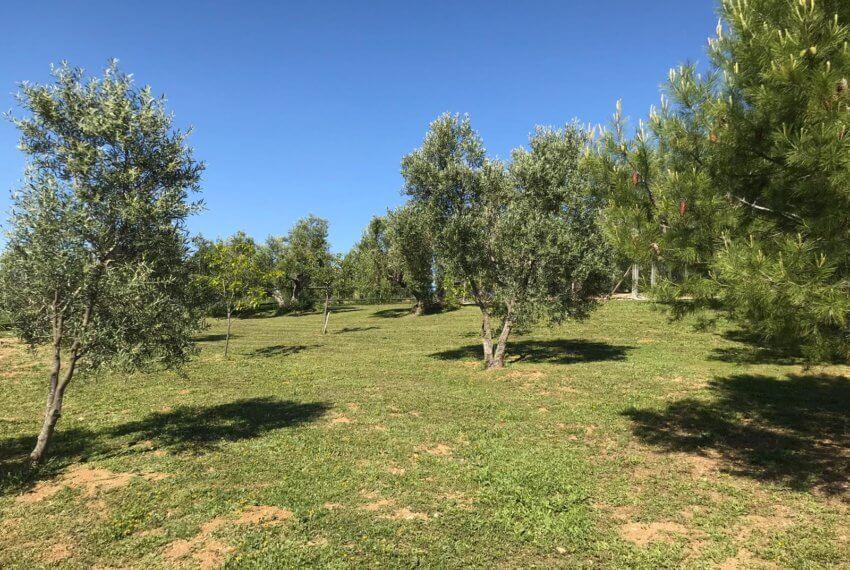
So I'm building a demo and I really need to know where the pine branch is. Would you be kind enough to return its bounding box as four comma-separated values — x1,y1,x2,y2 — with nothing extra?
729,194,803,223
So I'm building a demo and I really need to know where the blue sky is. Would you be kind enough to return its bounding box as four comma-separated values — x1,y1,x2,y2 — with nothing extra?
0,1,716,252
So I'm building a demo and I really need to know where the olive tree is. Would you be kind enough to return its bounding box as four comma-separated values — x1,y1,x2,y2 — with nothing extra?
346,216,406,302
0,61,203,463
402,115,612,369
314,253,344,334
386,204,438,314
199,233,266,356
265,215,333,310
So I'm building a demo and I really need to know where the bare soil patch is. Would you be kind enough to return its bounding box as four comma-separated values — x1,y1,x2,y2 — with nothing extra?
44,542,73,564
383,507,429,521
439,492,476,511
163,506,292,567
718,548,777,569
361,498,395,512
420,444,452,457
738,505,795,538
618,521,700,547
235,505,293,526
17,466,169,505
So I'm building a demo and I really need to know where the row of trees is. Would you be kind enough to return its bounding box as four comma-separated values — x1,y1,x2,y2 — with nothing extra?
343,205,446,313
196,123,616,370
188,206,445,353
192,202,450,318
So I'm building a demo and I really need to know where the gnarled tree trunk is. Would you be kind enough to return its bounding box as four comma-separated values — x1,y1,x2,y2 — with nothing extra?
271,289,287,309
30,301,91,464
414,299,425,315
491,316,513,369
413,295,437,315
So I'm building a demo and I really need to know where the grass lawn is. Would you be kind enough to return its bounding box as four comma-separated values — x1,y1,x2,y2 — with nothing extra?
0,301,848,568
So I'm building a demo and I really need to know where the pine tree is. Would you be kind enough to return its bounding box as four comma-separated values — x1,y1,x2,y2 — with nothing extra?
589,0,850,360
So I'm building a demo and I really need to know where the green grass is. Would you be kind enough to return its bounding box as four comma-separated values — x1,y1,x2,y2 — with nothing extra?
1,302,847,568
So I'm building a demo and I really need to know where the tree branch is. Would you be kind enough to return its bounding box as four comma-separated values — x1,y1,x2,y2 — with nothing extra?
729,193,802,223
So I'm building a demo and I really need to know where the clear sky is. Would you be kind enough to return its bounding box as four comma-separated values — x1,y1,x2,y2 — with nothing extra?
0,1,716,252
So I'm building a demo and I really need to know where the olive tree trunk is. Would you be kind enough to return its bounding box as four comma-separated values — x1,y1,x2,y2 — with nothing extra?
480,308,495,368
30,302,91,464
271,289,287,309
414,299,425,316
413,295,437,315
30,353,79,464
491,316,513,369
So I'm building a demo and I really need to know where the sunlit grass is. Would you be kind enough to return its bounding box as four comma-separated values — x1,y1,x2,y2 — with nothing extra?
0,302,847,568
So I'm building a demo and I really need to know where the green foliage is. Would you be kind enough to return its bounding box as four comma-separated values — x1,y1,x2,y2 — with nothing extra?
502,126,615,328
403,114,613,366
262,215,334,310
186,235,219,312
199,233,267,316
386,204,438,312
344,215,407,302
588,0,850,360
0,60,203,370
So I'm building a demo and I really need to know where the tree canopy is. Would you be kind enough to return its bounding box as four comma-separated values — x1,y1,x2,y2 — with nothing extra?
262,215,334,311
0,61,203,462
198,233,266,356
588,0,850,360
403,114,612,368
386,204,438,314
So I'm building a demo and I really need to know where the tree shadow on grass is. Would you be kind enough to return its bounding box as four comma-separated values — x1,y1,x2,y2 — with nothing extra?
277,306,362,318
371,307,411,319
249,344,319,357
334,326,380,334
0,397,329,497
0,426,103,498
431,339,633,365
709,329,803,366
623,373,850,496
329,306,362,313
193,333,236,343
110,397,329,454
